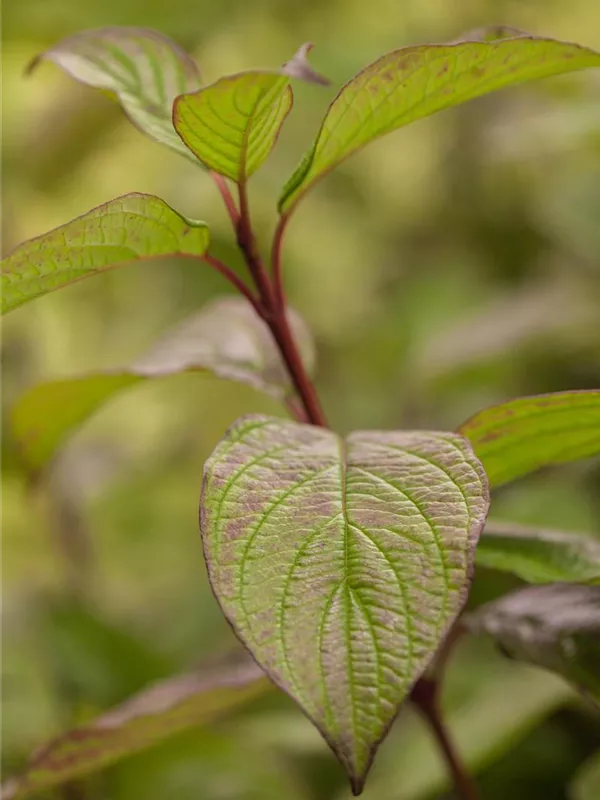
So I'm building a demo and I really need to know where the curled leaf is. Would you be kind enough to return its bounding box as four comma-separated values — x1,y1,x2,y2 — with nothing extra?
279,35,600,213
201,415,489,792
458,390,600,487
12,298,314,471
28,26,202,158
1,194,209,315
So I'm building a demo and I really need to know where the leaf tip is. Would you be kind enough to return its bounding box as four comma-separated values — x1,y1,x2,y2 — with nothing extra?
282,43,331,86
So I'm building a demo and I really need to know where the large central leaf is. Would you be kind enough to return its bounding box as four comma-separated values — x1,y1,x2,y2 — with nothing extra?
201,415,489,792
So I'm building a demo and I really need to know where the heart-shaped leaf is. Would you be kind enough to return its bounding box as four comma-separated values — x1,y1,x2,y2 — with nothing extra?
1,657,266,800
278,35,600,213
12,298,315,471
201,415,489,792
458,390,600,487
1,194,209,315
28,27,202,159
476,521,600,584
174,45,327,181
468,584,600,708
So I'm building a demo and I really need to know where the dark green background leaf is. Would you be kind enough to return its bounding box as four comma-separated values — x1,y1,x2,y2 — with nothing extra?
1,194,210,315
476,521,600,584
201,415,489,792
459,391,600,487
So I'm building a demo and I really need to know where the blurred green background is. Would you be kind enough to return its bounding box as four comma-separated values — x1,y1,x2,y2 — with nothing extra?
2,0,600,797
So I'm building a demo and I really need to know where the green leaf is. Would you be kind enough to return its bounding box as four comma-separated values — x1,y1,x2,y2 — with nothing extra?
571,750,600,800
467,584,600,707
458,390,600,487
12,298,315,471
173,44,327,181
28,26,202,159
1,194,210,315
0,658,267,800
279,35,600,213
201,415,489,792
476,521,600,584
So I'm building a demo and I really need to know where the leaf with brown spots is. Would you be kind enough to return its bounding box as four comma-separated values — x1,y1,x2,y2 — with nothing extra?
459,390,600,487
201,415,489,793
279,34,600,213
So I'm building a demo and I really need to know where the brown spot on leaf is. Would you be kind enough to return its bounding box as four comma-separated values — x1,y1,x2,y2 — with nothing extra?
471,66,486,78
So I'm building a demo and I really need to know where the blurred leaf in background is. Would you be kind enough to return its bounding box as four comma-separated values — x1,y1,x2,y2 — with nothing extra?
2,0,600,797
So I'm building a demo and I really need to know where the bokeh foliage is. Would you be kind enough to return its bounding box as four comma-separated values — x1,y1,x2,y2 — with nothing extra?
2,0,600,797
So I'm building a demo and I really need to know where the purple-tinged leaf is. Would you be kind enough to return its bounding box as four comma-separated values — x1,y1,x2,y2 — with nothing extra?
201,415,489,793
468,584,600,708
1,193,209,315
458,390,600,487
28,27,202,159
12,298,315,471
0,658,266,800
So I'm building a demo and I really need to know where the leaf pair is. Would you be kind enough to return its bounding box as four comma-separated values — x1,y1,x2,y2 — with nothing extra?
28,27,600,208
30,27,329,182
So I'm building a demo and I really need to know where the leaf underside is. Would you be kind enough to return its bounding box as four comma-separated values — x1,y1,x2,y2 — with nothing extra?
0,194,209,315
1,658,267,800
279,35,600,213
468,584,600,708
201,415,489,792
174,72,293,180
29,26,202,159
477,521,600,584
458,390,600,487
11,298,315,471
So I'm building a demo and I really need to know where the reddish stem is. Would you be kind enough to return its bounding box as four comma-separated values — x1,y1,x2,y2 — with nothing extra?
214,169,472,799
210,172,240,226
271,212,290,309
411,679,479,800
202,253,263,315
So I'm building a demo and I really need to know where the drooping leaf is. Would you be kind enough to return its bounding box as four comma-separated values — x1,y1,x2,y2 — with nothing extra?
278,35,600,213
0,658,267,800
458,390,600,487
12,298,315,471
28,27,202,159
571,750,600,800
467,584,600,707
201,415,489,792
476,521,600,584
1,194,210,315
173,45,327,181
